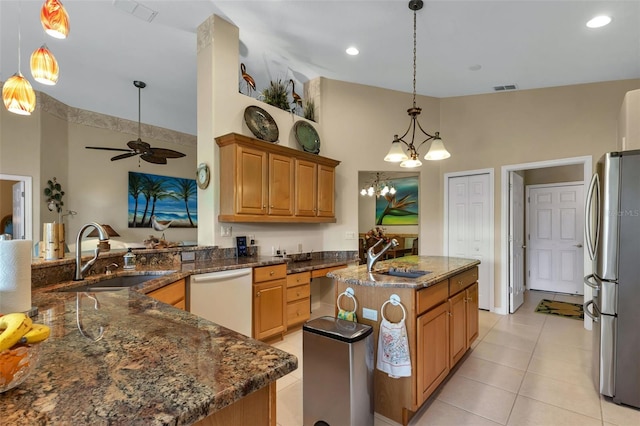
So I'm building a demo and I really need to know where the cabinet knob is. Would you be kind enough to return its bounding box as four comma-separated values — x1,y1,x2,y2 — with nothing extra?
296,291,300,297
257,291,261,297
447,312,452,317
270,271,274,276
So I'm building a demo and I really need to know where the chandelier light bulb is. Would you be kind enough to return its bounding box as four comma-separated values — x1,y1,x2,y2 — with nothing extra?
30,44,59,85
360,188,367,196
367,187,375,197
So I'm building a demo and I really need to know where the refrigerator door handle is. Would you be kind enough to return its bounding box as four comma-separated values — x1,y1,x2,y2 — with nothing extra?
584,274,599,290
585,173,600,261
584,299,599,323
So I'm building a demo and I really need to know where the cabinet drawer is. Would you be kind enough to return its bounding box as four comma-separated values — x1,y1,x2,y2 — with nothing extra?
416,280,449,316
287,298,311,325
287,283,310,302
286,271,311,288
449,267,478,296
253,264,287,283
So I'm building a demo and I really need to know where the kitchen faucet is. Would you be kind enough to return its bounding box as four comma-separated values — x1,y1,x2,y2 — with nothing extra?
75,222,109,280
366,238,399,272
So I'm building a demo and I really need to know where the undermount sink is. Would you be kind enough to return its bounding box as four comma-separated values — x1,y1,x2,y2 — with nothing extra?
60,274,171,292
380,268,431,279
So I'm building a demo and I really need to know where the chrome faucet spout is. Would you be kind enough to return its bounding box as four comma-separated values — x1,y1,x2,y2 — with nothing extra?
366,238,399,272
74,222,110,281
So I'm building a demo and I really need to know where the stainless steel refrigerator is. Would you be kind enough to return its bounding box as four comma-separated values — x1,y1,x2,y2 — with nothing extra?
585,150,640,408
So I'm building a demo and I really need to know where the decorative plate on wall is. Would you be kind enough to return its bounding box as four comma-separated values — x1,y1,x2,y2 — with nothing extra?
293,121,320,154
244,105,279,142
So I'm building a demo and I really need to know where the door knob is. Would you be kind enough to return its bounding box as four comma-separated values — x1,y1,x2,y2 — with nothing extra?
521,245,526,249
574,244,583,248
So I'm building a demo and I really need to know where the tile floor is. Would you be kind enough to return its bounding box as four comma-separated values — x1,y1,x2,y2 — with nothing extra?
272,291,640,426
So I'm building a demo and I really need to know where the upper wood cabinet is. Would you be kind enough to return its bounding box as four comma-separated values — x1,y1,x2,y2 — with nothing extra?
216,133,340,223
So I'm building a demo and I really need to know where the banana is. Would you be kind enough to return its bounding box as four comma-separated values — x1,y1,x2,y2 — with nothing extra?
20,323,51,344
0,313,33,351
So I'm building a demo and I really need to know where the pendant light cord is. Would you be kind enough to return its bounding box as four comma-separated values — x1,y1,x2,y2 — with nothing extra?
17,0,22,73
412,7,417,109
138,86,141,138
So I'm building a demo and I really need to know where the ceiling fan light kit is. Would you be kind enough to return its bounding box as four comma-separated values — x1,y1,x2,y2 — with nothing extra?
85,80,186,165
384,0,450,167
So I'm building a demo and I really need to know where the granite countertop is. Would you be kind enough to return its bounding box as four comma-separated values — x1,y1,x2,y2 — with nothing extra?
327,255,480,289
5,254,351,424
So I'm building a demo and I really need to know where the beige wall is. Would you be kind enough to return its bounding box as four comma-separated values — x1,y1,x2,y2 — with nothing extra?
524,164,584,185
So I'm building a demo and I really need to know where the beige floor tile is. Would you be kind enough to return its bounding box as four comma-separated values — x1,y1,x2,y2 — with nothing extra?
482,327,538,353
276,373,299,392
437,375,517,424
470,341,532,371
454,356,525,393
527,356,593,388
410,399,501,426
532,340,592,369
277,380,303,426
507,395,602,426
492,319,543,336
538,318,591,351
553,293,584,304
519,371,602,419
503,311,547,328
601,396,640,426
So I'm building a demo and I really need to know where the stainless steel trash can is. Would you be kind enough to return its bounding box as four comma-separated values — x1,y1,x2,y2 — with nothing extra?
303,316,374,426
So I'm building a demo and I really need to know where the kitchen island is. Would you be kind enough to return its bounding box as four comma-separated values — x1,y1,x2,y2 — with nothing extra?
328,255,480,426
2,284,296,425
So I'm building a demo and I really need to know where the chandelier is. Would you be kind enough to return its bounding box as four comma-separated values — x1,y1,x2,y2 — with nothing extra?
384,0,450,168
360,173,396,198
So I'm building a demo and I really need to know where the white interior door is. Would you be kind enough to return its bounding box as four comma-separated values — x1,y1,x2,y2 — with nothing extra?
448,173,491,310
509,172,525,313
527,184,584,294
12,181,25,240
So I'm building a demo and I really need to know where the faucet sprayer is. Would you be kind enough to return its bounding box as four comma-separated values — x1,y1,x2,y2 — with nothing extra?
366,238,399,272
74,222,110,280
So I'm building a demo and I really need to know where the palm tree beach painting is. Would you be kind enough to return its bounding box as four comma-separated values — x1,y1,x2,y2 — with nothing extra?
128,172,197,228
375,176,419,225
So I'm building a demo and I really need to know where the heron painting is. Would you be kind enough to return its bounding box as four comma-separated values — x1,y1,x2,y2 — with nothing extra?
128,171,197,229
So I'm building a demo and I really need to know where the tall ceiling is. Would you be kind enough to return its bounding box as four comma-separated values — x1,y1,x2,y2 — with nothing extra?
1,1,639,136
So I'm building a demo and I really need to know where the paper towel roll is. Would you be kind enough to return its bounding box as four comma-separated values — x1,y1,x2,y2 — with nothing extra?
0,239,32,314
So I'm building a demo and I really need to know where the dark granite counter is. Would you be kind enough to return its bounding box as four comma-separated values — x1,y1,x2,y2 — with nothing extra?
327,255,480,288
4,251,353,424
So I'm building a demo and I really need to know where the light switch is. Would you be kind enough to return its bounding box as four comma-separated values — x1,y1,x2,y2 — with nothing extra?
362,307,378,321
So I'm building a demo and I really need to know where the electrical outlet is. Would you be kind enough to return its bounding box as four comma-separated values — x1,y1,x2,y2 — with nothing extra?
220,226,232,237
248,234,255,245
345,231,357,240
362,307,378,321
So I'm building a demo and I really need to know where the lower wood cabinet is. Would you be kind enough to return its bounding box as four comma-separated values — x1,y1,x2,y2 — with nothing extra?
253,265,287,341
147,278,186,310
416,302,449,404
449,282,479,367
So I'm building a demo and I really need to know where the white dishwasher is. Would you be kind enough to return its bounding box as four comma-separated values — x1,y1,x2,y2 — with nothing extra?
189,268,253,337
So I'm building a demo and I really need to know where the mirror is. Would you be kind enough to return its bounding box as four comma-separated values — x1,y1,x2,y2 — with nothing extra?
358,171,419,262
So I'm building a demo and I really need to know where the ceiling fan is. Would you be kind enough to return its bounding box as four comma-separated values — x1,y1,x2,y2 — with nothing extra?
86,80,186,165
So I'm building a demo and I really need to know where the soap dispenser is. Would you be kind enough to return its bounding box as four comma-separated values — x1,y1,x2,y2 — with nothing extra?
123,248,136,270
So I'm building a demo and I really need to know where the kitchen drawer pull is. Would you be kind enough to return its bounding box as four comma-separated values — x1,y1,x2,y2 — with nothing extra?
270,271,275,276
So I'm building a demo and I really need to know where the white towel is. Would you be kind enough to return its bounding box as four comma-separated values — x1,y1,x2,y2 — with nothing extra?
376,317,411,378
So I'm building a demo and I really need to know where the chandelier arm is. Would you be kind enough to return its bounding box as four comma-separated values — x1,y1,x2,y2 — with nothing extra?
395,120,416,147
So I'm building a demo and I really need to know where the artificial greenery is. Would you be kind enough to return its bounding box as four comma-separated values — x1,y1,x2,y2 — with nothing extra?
44,177,64,213
303,99,316,121
261,79,290,112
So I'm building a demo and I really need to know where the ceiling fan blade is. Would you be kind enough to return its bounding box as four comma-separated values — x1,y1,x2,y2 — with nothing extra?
111,152,139,161
149,148,186,159
127,139,151,153
86,146,132,152
141,154,167,164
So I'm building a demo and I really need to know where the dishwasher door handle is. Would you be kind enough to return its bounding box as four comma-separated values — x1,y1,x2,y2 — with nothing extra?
191,268,252,283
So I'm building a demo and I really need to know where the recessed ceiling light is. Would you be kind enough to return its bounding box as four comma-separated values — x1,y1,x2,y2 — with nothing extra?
586,15,612,28
346,47,359,56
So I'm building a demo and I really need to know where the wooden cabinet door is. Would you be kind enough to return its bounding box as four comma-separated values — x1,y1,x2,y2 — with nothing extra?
417,302,450,405
268,153,294,216
316,164,335,218
449,291,467,367
294,159,317,217
147,279,186,310
253,280,286,341
465,282,479,348
237,146,267,215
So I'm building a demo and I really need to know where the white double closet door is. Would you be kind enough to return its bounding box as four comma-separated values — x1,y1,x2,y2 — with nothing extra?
447,173,491,310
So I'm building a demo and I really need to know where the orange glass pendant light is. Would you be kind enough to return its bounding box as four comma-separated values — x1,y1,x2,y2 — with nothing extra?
2,73,36,115
41,0,70,39
30,44,59,85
